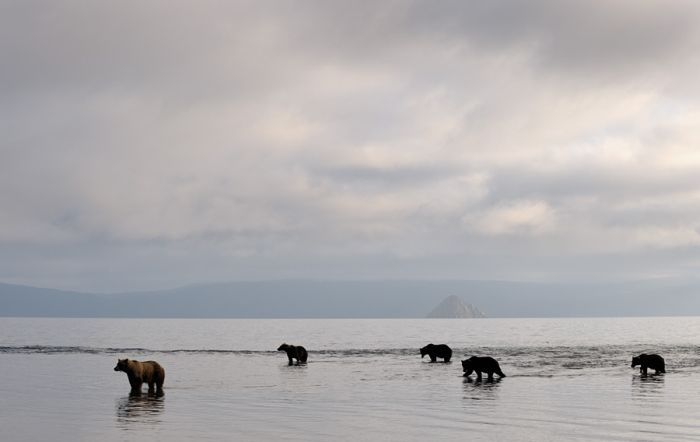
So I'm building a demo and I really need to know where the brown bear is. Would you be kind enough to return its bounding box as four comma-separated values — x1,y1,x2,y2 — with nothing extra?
631,354,665,375
114,358,165,396
277,343,308,365
462,356,506,381
420,343,452,362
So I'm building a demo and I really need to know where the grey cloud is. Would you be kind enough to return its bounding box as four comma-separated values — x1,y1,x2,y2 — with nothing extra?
276,1,700,77
474,162,700,243
311,163,463,188
485,164,700,204
4,1,698,98
1,2,298,105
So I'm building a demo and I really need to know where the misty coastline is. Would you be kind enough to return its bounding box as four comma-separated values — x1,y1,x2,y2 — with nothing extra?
2,279,699,318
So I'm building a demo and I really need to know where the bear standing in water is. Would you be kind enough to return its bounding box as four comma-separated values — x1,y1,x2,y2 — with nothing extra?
420,344,452,362
462,356,506,381
114,358,165,396
277,343,308,365
632,354,665,375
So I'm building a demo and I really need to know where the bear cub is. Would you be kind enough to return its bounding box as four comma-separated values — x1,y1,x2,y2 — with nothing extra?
277,343,308,365
114,358,165,396
631,354,665,375
420,343,452,362
462,356,506,381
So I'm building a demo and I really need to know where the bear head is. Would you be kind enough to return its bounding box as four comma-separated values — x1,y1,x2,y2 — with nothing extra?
277,343,289,352
420,344,434,358
114,358,130,372
631,354,645,368
461,357,477,375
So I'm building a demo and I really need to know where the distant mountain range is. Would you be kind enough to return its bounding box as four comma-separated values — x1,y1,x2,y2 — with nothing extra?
1,279,700,318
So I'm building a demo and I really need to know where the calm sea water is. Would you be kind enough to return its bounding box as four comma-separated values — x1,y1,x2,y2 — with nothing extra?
1,317,700,441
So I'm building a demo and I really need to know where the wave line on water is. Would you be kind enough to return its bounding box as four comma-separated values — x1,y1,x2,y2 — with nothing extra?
3,344,700,372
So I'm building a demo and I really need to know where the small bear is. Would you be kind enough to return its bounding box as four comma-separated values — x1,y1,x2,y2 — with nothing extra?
114,358,165,396
277,343,308,365
420,343,452,362
461,356,506,381
631,354,665,375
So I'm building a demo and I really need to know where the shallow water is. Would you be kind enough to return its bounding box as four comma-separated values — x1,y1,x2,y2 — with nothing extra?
1,317,700,441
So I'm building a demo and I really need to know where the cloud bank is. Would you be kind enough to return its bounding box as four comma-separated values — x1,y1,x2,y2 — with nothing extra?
2,0,700,291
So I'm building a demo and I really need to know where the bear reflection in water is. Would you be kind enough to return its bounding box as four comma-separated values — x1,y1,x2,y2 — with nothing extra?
631,372,665,406
462,376,502,408
116,394,164,426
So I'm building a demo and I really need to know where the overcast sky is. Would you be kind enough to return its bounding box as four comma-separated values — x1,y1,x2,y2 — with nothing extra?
3,0,700,292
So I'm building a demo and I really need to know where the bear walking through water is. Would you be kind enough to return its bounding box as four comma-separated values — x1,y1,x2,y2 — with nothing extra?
632,354,665,375
462,356,506,381
277,343,308,365
114,358,165,396
420,343,452,362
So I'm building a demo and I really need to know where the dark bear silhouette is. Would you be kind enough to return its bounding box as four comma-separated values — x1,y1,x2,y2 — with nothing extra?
420,343,452,362
462,356,506,381
632,354,665,375
277,343,308,365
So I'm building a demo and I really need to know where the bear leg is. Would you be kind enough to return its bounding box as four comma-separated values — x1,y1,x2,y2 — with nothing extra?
475,371,483,381
148,382,155,395
641,366,648,375
444,356,451,363
487,371,494,381
156,378,164,396
430,355,437,363
129,378,143,395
